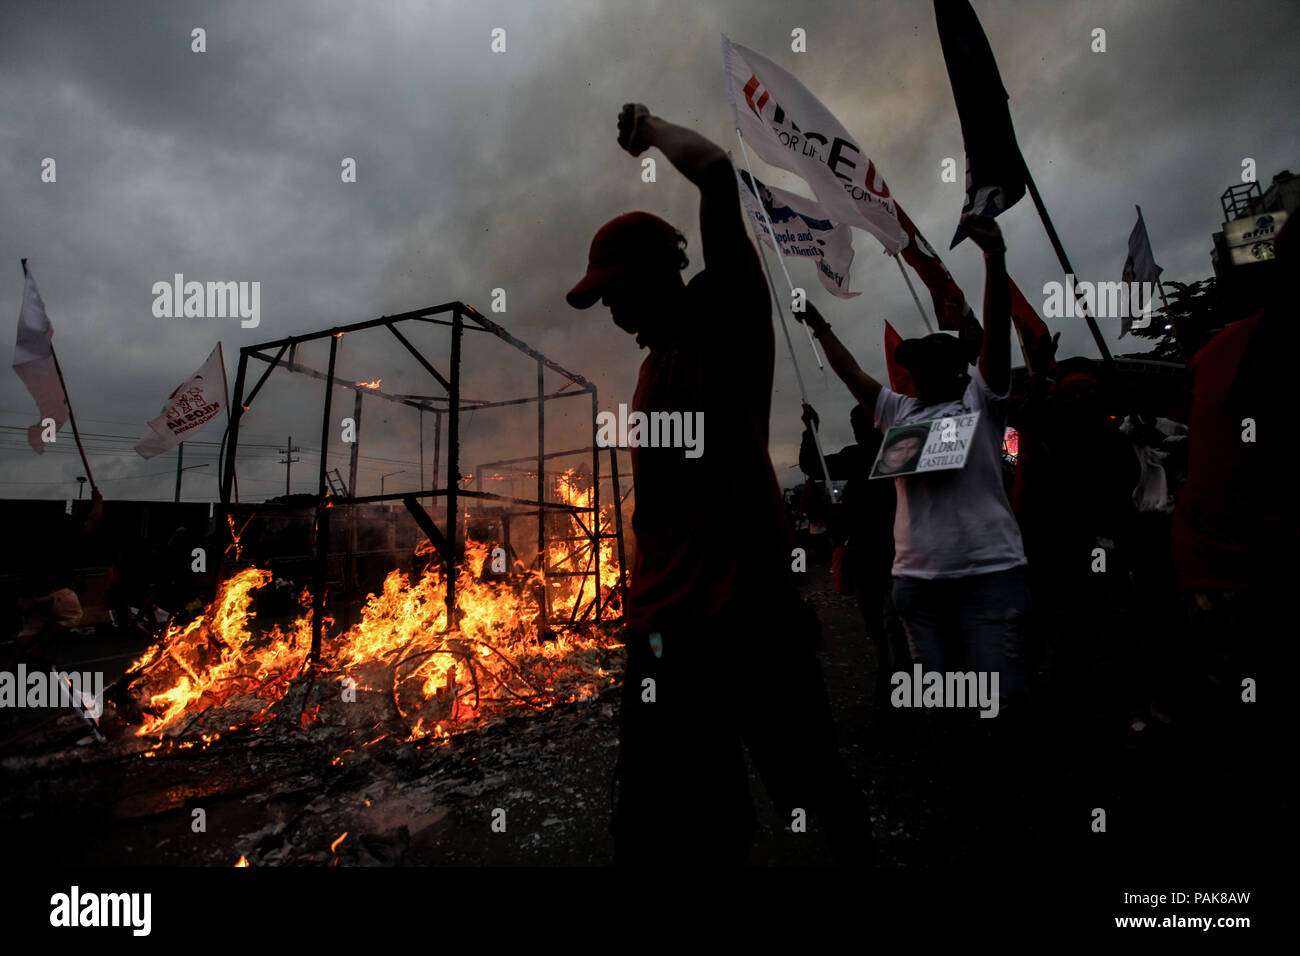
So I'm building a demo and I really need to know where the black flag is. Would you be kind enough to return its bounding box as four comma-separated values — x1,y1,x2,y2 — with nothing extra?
934,0,1028,247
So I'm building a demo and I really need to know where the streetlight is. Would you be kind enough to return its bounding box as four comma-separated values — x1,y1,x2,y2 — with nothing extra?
381,470,405,496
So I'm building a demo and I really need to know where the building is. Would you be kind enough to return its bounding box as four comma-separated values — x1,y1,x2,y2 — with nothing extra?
1210,168,1294,320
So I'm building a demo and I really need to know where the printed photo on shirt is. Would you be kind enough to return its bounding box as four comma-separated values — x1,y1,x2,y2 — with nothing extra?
870,413,982,479
871,424,930,477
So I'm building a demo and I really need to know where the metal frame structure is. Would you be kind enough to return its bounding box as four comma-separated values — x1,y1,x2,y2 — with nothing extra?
217,302,627,665
471,445,633,625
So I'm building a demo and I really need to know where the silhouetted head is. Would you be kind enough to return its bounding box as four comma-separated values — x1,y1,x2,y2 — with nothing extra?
895,333,970,405
1049,356,1108,427
567,212,689,347
849,403,879,453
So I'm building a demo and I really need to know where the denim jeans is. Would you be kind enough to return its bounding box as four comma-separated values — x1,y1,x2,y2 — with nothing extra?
891,566,1029,703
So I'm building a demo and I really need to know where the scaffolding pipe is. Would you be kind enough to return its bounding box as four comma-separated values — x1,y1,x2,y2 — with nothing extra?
311,332,340,665
536,358,549,636
445,308,462,624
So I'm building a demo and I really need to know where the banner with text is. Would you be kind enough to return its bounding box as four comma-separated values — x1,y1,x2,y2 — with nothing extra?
134,343,227,459
734,162,859,299
723,35,904,253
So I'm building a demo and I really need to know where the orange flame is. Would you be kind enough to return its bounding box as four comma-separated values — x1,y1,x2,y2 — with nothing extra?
127,469,623,744
355,379,381,389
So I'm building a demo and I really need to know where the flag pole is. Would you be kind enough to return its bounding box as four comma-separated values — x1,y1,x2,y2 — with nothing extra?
20,259,97,492
734,135,825,369
732,136,837,498
218,342,239,503
49,345,95,493
892,253,936,334
1023,168,1114,364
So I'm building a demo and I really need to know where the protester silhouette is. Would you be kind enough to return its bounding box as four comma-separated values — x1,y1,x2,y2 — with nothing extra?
568,103,873,865
800,403,905,720
794,214,1031,858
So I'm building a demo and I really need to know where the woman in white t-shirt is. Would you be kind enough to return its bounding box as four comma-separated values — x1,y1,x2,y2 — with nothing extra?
795,214,1029,710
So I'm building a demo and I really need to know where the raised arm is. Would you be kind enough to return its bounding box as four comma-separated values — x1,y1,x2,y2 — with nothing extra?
800,303,884,413
617,104,749,274
963,214,1011,395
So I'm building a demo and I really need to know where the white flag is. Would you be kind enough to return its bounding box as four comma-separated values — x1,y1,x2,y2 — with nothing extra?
722,35,904,253
12,264,69,453
1120,206,1163,338
733,161,859,299
134,343,227,458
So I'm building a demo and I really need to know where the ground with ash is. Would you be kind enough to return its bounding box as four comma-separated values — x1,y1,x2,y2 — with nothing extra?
2,563,1081,867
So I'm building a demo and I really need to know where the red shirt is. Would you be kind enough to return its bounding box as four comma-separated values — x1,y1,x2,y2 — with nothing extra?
625,253,792,630
1171,314,1292,588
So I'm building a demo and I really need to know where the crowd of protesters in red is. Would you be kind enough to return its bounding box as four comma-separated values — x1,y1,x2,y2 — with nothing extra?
570,104,1288,867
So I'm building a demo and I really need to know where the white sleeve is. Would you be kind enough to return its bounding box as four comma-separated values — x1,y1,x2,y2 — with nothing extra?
874,387,909,430
971,365,1011,407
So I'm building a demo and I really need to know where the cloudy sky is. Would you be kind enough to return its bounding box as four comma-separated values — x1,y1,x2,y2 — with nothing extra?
3,0,1298,503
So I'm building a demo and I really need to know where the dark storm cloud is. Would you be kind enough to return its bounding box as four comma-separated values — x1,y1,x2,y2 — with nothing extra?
2,0,1298,500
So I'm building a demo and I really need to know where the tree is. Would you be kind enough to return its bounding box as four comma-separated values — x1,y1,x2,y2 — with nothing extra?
1121,277,1223,361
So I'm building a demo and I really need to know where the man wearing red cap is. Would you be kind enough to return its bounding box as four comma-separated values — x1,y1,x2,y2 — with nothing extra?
569,104,871,865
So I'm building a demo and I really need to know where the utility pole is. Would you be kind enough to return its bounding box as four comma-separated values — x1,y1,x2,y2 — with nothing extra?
174,442,184,503
279,435,300,497
174,451,210,502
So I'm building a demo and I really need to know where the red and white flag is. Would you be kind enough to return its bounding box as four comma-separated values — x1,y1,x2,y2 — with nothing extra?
883,321,917,397
1008,276,1055,373
723,36,905,253
896,205,976,332
134,343,227,458
12,263,69,453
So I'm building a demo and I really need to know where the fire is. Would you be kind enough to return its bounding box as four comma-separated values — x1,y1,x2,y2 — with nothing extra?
548,470,621,619
355,379,382,389
235,856,249,867
124,470,623,745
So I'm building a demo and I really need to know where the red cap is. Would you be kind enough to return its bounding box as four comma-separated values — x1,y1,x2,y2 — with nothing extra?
566,212,681,309
1056,371,1100,392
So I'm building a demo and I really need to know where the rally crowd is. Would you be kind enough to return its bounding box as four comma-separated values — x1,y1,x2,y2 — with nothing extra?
570,104,1288,867
8,96,1285,870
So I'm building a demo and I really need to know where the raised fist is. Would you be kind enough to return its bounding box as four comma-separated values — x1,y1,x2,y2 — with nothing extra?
617,103,653,157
